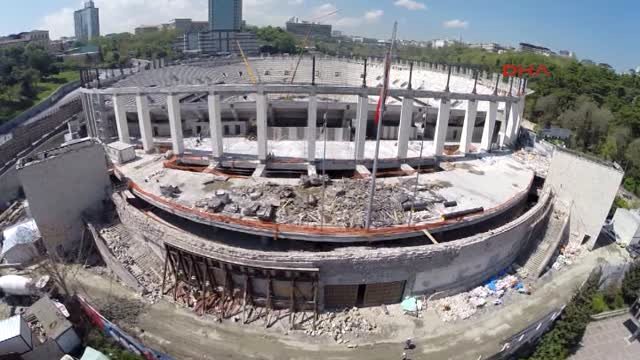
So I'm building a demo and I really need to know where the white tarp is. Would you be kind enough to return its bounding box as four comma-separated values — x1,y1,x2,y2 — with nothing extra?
1,219,40,264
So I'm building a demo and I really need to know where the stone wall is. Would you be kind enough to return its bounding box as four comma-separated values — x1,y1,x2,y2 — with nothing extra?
113,187,552,306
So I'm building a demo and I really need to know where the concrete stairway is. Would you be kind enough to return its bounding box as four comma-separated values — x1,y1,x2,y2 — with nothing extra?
520,206,570,278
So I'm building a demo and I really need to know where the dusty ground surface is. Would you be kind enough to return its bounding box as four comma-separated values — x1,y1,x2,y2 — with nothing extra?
63,241,629,360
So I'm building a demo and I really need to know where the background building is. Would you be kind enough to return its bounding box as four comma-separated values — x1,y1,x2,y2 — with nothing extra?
209,0,243,31
135,19,209,36
74,1,100,42
519,42,553,56
286,17,332,39
0,30,49,49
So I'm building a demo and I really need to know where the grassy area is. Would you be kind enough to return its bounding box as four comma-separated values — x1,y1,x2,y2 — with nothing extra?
34,70,80,103
0,70,79,123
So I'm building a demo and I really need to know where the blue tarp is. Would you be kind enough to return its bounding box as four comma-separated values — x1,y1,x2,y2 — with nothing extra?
401,297,418,312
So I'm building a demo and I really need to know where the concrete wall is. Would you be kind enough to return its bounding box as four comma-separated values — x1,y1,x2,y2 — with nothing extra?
17,139,111,254
113,187,552,306
0,131,68,205
611,208,640,246
545,148,624,248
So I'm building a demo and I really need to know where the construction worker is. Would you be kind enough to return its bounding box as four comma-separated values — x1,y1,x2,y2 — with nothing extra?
404,338,413,350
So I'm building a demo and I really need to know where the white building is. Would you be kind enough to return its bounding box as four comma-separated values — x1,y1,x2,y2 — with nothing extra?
611,208,640,247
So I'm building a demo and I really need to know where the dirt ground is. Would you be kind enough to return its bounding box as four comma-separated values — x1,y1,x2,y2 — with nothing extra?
65,242,628,360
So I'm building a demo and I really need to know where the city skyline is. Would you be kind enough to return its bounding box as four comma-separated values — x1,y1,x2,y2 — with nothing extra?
0,0,637,71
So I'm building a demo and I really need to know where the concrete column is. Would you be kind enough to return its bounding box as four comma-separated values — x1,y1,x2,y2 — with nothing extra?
355,95,368,161
135,94,154,153
207,94,223,158
480,101,498,151
307,94,317,162
397,97,414,158
459,100,478,154
433,99,451,156
112,95,130,144
514,97,525,139
507,99,520,144
167,94,184,155
256,92,268,162
499,102,512,148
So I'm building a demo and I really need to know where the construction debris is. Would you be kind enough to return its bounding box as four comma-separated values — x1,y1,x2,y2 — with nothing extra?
159,185,181,198
433,270,528,322
512,149,550,176
222,178,448,228
302,307,380,342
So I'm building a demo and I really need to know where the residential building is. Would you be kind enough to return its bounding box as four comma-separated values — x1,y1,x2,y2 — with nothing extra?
432,39,457,48
209,0,243,31
469,42,506,53
0,30,49,49
519,42,553,56
74,1,100,42
558,50,575,58
180,30,258,55
286,17,332,39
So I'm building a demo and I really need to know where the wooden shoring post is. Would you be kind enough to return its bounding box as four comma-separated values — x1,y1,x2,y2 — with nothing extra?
242,275,249,324
204,258,218,314
167,250,180,301
265,276,273,328
221,265,230,318
312,279,319,330
161,249,169,295
289,278,296,330
197,258,207,316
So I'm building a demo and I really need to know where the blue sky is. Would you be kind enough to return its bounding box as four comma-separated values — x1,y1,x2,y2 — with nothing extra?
2,0,637,71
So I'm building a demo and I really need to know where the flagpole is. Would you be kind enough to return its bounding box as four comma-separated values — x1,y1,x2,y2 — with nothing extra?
365,22,398,230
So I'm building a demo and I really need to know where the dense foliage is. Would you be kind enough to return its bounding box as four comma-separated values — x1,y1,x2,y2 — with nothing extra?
622,262,640,304
89,30,179,68
525,270,601,360
248,25,297,54
0,44,67,122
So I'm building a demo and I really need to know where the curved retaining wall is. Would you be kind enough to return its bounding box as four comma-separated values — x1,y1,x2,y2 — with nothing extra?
114,186,552,306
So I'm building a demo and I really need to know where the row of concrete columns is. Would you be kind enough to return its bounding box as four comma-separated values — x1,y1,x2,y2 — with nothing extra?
111,92,524,160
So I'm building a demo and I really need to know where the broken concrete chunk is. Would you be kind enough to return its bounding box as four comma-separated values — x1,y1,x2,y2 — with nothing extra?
159,185,181,198
241,203,260,216
257,204,275,221
249,191,262,201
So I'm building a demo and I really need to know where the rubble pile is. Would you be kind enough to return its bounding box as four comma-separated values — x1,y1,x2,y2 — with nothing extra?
513,149,550,176
302,307,380,343
94,296,146,325
205,178,448,228
0,201,26,229
99,225,163,302
434,271,529,322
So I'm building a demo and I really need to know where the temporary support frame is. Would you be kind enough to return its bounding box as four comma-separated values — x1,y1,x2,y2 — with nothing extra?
161,243,319,329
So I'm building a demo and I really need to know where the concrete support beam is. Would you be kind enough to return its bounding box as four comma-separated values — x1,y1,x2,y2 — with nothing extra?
499,102,512,148
514,97,525,139
256,93,268,162
480,101,498,152
507,99,520,144
112,95,130,144
207,94,224,158
307,164,317,176
354,95,368,161
433,99,451,156
252,164,266,178
355,164,371,177
400,164,415,175
396,97,414,159
167,94,184,155
459,100,478,154
135,94,154,153
307,95,317,162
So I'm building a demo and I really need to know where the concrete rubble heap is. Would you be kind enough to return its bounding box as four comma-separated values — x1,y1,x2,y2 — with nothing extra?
98,225,163,302
434,272,527,322
193,177,450,228
302,306,380,343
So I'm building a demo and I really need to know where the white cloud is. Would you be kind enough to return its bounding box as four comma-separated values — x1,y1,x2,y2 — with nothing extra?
443,19,469,29
287,0,303,4
311,4,382,29
394,0,427,11
364,10,384,22
40,0,292,39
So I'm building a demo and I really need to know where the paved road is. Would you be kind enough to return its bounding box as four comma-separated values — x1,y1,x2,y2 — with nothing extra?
571,314,640,360
65,242,630,360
